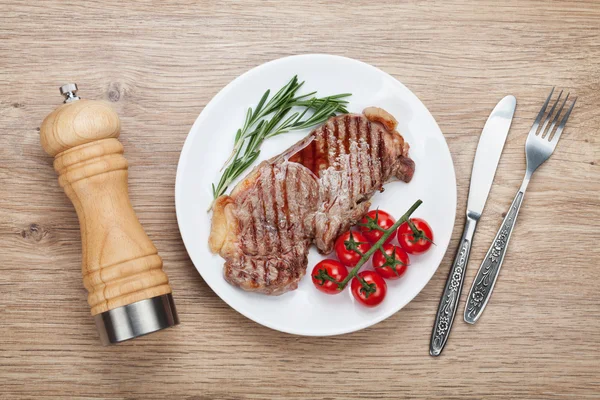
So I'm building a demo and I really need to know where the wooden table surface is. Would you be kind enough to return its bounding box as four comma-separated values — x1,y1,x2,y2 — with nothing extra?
1,1,599,399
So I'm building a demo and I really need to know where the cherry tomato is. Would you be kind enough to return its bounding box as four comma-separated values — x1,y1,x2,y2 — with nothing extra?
334,231,371,267
397,218,434,254
351,271,387,307
372,244,410,280
359,209,397,244
311,259,349,294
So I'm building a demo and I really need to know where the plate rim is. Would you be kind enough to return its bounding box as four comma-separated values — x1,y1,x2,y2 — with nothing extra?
175,53,456,336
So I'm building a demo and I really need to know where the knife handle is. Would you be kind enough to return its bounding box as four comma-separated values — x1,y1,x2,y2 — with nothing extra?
430,214,478,356
464,188,526,324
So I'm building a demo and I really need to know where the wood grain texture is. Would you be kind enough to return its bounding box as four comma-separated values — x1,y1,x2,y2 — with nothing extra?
0,0,599,398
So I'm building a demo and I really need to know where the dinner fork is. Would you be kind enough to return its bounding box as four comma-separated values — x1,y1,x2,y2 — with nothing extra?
464,88,577,324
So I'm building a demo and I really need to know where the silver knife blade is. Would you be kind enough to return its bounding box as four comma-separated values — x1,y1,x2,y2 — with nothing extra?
467,95,516,217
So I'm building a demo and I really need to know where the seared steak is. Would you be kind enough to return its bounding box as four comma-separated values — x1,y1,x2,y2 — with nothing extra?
209,107,415,295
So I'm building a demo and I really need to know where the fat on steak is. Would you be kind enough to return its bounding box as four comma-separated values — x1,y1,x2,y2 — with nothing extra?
209,107,415,295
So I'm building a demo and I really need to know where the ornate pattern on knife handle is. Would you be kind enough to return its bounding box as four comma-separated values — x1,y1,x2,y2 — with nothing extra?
430,215,478,356
464,190,524,323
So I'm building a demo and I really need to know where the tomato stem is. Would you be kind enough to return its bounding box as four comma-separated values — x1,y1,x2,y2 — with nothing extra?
336,199,423,289
375,246,407,277
312,268,339,286
357,210,388,232
357,275,376,298
343,231,368,256
405,218,435,245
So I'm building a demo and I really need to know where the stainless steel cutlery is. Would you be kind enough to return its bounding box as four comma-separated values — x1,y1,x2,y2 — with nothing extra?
430,88,577,356
464,88,577,324
430,95,516,356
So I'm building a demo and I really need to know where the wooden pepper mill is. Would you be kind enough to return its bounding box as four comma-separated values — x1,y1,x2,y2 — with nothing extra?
40,84,178,344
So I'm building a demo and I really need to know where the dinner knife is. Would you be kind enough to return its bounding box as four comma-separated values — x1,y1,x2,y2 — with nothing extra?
430,95,516,356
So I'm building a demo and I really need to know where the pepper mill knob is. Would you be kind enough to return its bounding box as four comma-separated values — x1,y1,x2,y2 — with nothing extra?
40,84,178,344
59,83,80,103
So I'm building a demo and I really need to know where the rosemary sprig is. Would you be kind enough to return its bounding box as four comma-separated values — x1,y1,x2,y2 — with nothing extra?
209,76,351,210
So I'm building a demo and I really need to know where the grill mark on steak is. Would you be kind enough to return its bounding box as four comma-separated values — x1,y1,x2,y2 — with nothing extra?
211,109,415,295
365,119,375,191
295,167,306,233
348,115,359,201
340,115,353,199
251,259,258,286
377,128,385,181
279,166,292,250
335,117,351,212
268,166,280,252
246,201,257,255
317,125,326,173
334,116,343,162
281,165,291,241
341,115,350,155
309,130,319,176
354,116,364,196
324,122,332,170
333,117,340,161
358,118,368,193
361,118,373,193
257,177,269,254
371,121,382,187
331,120,339,168
289,166,299,241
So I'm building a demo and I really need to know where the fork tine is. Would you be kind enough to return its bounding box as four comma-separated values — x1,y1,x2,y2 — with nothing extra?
550,96,577,144
540,90,563,138
529,87,554,135
546,93,569,140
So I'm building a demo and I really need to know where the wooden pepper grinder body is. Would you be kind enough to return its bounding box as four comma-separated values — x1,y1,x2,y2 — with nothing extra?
40,84,178,344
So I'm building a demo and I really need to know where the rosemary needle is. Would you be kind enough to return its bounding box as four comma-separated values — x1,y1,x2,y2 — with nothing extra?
209,76,351,211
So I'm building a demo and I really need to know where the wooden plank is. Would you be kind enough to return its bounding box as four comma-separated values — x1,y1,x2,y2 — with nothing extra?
0,0,599,398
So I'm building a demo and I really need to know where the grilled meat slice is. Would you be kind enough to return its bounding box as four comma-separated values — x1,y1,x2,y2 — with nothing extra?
211,161,319,295
209,107,415,295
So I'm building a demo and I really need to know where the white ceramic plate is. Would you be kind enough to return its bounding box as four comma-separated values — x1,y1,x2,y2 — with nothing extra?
176,54,456,336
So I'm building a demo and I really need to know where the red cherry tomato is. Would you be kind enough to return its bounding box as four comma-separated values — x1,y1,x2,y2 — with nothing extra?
397,218,434,255
311,259,349,295
334,231,371,267
359,210,397,244
351,271,387,307
372,244,410,280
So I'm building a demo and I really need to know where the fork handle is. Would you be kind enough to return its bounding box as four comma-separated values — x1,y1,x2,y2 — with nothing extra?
464,184,527,324
430,215,478,356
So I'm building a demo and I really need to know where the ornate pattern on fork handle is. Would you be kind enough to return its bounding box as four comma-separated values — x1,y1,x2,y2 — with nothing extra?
464,191,524,323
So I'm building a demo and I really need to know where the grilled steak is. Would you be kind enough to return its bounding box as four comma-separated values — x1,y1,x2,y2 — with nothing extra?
209,107,415,295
